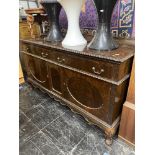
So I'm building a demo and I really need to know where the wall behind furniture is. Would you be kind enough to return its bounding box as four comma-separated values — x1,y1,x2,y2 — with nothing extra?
59,0,135,38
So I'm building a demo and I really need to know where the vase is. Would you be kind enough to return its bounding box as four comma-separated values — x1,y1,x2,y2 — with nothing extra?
88,0,118,51
57,0,87,48
40,0,63,42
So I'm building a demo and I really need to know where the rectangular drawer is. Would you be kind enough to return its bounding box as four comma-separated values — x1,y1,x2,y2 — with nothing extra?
52,50,116,81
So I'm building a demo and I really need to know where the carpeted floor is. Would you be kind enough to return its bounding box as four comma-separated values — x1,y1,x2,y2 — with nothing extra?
19,82,135,155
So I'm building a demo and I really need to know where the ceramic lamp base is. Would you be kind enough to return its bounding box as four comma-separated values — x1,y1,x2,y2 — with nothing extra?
40,1,63,42
88,25,119,51
62,44,86,52
58,0,87,47
88,0,118,51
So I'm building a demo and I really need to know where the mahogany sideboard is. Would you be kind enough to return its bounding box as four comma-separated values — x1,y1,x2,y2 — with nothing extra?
19,39,134,145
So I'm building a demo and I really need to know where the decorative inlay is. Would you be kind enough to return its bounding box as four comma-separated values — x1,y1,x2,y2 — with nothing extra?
66,77,103,109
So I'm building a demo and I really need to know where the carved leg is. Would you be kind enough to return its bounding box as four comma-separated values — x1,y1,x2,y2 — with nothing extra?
104,127,116,146
105,134,113,146
104,118,120,146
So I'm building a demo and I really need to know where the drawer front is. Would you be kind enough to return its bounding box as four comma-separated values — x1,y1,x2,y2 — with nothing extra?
23,45,50,59
48,49,116,81
23,44,117,81
53,51,115,80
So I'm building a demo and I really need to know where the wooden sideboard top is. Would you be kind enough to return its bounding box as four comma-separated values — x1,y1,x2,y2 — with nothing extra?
20,38,134,63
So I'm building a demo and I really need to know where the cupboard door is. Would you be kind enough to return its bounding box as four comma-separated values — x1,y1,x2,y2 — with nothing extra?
47,63,64,96
23,54,49,89
62,68,112,124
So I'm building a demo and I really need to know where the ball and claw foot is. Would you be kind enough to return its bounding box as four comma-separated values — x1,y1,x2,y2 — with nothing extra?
105,137,113,146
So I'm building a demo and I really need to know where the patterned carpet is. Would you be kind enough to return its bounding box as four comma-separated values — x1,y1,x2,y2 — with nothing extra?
19,82,135,155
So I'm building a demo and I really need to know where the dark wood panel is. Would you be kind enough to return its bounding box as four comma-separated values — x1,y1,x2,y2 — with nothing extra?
47,63,64,96
111,79,130,123
117,58,133,81
62,67,112,124
61,67,128,125
22,53,49,89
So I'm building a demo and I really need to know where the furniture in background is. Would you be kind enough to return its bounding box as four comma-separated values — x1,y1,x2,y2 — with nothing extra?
25,8,48,37
118,59,135,146
20,38,134,145
19,60,25,84
19,20,41,82
19,20,41,39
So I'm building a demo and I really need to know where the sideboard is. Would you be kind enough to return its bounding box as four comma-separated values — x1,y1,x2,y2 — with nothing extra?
19,38,134,145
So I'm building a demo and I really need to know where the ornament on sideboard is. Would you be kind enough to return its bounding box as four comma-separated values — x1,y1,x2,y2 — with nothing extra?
40,0,63,42
88,0,119,51
57,0,87,49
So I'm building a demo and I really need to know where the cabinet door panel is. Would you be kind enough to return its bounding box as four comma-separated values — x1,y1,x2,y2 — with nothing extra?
67,77,103,109
23,54,49,89
63,68,112,124
48,63,64,96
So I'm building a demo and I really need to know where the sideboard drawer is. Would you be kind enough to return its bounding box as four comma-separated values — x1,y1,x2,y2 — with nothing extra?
67,55,115,80
25,45,52,59
46,49,116,81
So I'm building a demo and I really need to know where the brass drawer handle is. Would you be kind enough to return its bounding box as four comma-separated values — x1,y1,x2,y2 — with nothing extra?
57,57,65,63
92,67,104,75
41,52,48,58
